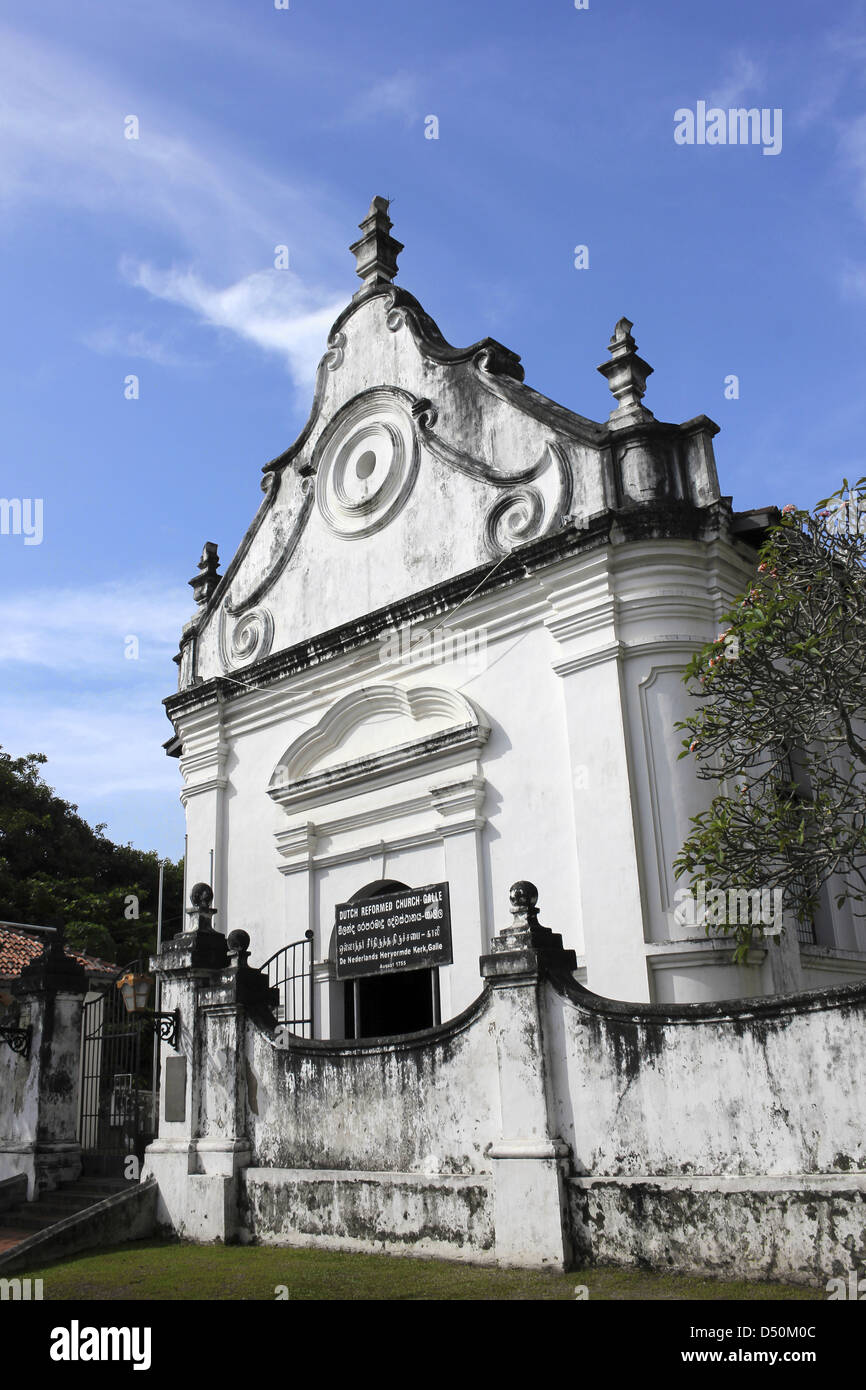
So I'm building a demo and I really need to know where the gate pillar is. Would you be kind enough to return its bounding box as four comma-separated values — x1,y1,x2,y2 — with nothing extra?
481,882,577,1270
8,928,89,1197
142,886,277,1242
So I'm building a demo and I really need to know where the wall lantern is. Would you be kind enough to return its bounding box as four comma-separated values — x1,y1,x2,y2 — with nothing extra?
116,972,180,1050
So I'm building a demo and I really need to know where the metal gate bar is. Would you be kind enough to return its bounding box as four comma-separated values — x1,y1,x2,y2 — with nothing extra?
77,960,156,1170
260,931,313,1038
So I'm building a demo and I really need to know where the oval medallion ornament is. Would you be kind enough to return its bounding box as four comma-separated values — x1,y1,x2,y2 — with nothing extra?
314,389,419,538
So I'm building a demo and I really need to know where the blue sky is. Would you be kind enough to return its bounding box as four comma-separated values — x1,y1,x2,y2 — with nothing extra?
1,0,864,860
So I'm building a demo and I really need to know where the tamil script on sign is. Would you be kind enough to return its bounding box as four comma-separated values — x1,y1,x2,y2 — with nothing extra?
334,883,452,980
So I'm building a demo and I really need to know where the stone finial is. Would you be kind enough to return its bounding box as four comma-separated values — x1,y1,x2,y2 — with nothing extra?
349,196,404,295
15,923,88,996
223,929,279,1011
509,880,541,930
187,882,218,933
189,542,220,607
597,317,654,424
227,929,250,969
481,881,578,978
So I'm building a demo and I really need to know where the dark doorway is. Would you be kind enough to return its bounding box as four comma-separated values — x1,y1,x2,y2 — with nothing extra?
341,879,439,1039
349,966,434,1038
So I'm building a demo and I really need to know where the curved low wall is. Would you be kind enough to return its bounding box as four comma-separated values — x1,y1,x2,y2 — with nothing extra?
547,973,866,1282
550,976,866,1178
142,921,866,1282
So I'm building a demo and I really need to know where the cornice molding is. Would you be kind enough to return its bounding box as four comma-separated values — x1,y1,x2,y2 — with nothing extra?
553,641,624,677
179,775,229,805
167,503,738,723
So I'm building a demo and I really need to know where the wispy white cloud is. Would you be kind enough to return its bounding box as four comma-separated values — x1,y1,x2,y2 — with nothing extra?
834,113,866,301
82,325,201,368
708,52,765,110
0,23,348,386
0,579,189,815
0,26,271,259
124,261,344,384
0,579,189,673
838,113,866,219
0,698,179,800
841,263,866,301
351,74,422,127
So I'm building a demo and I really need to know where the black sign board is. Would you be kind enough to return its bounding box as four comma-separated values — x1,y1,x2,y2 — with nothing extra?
335,882,452,980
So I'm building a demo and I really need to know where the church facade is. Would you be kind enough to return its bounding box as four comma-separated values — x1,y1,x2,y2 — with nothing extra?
164,197,866,1036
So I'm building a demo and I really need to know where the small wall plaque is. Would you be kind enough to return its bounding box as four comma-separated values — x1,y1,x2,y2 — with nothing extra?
164,1055,187,1123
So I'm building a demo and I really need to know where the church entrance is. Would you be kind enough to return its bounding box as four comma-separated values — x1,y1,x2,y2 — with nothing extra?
341,879,442,1039
345,963,437,1038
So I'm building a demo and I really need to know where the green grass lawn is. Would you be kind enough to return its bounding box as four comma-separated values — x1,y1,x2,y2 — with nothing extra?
16,1239,823,1300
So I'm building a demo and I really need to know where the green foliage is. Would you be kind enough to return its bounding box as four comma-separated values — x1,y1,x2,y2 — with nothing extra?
0,748,183,964
674,479,866,960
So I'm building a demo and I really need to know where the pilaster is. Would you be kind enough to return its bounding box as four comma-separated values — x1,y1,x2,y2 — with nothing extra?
177,700,229,897
544,552,650,1000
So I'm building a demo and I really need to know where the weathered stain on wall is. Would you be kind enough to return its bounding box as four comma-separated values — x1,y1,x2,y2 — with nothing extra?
243,992,498,1174
549,979,866,1180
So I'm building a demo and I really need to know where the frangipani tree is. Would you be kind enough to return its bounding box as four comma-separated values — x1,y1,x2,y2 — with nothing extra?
674,479,866,960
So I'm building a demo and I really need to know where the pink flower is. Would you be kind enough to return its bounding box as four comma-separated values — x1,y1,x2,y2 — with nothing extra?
689,741,699,752
782,503,796,514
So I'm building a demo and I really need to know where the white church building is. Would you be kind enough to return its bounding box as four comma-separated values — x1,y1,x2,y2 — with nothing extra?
164,196,866,1036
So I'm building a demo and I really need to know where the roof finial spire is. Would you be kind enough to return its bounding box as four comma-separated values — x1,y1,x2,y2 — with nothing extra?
189,542,220,607
349,196,404,296
597,317,654,426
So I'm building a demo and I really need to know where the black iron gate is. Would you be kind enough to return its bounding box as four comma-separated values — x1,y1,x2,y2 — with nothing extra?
78,962,156,1176
261,931,313,1038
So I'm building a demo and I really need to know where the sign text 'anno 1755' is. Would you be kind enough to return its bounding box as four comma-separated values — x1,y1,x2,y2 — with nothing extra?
334,883,452,980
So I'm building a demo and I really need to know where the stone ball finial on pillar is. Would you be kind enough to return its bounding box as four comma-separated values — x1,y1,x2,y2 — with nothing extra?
187,882,218,934
227,929,250,969
482,880,577,977
509,880,540,930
